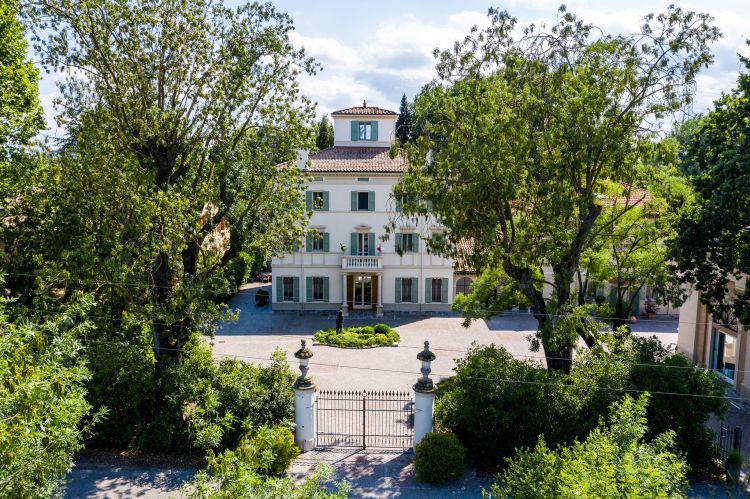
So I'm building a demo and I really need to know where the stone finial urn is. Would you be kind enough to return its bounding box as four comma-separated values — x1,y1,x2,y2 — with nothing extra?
294,339,314,389
414,340,436,392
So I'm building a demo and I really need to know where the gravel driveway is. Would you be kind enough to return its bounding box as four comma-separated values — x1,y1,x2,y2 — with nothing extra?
213,283,679,391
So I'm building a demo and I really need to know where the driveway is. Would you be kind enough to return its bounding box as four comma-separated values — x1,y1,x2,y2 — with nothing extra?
213,283,680,391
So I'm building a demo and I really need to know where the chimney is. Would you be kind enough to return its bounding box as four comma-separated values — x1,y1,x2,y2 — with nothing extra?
296,149,309,171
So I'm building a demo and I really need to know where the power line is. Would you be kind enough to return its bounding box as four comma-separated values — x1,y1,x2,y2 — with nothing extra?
75,338,749,403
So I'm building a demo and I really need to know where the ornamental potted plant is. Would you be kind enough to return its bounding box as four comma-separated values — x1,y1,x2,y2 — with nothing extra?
644,297,658,319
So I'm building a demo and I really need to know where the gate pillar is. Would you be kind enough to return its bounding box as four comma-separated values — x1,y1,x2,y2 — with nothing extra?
293,340,316,452
413,341,436,448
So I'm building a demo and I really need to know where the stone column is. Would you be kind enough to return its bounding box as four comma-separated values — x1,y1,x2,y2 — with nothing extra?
413,341,436,448
293,340,316,452
376,273,383,317
341,273,348,317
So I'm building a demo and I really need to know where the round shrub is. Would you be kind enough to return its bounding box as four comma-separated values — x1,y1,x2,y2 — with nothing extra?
255,289,269,306
373,323,390,335
414,432,466,483
359,326,375,336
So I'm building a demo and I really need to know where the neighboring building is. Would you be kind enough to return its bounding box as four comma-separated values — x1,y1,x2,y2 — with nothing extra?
271,102,456,316
677,275,748,396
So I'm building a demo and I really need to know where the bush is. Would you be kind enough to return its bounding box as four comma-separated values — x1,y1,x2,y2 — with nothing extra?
414,432,466,483
235,424,299,474
491,395,688,498
313,324,399,348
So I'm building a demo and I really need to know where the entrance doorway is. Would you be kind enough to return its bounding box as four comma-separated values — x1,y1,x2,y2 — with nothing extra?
354,275,372,308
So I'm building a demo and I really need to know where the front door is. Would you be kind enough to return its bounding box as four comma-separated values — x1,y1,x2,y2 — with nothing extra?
353,275,372,308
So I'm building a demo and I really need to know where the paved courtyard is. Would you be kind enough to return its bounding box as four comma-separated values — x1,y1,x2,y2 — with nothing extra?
213,283,680,391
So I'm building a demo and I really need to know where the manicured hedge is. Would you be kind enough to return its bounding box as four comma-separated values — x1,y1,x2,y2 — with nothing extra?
414,432,466,483
313,323,399,348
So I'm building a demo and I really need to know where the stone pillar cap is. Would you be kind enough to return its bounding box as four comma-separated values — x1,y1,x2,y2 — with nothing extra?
417,341,436,362
295,339,313,359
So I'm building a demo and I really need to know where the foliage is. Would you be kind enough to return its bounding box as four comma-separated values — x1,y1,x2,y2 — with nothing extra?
395,94,415,145
436,336,725,473
188,425,347,499
489,395,688,498
414,432,466,483
0,299,93,498
395,6,719,370
670,49,750,326
313,324,399,348
0,0,44,165
315,114,334,150
137,336,295,454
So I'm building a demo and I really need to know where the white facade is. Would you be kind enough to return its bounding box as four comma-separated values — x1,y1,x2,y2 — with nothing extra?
272,104,455,315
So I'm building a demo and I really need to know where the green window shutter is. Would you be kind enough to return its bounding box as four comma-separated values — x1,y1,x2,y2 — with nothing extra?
305,233,312,252
351,191,357,211
322,191,329,211
413,236,419,253
426,200,433,211
368,233,375,256
306,276,313,302
292,277,300,303
411,278,419,303
306,191,312,211
395,196,402,212
368,191,375,211
351,121,359,141
275,277,283,302
425,278,432,304
371,121,378,141
323,277,329,302
395,233,402,253
323,232,330,252
441,278,448,303
395,278,402,303
350,232,357,256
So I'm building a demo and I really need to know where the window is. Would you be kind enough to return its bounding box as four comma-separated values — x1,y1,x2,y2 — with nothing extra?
357,232,370,256
358,122,372,140
357,177,369,182
358,191,369,211
312,277,324,301
312,176,324,182
312,231,324,251
711,329,736,381
401,233,417,252
401,278,413,302
283,277,294,302
431,278,443,303
312,191,324,210
455,277,473,295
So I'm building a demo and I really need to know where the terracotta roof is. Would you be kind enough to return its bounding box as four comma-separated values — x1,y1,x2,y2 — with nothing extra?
454,238,475,273
597,185,653,208
331,101,397,116
307,147,408,173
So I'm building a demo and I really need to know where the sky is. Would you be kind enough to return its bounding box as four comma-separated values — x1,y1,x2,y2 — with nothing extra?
36,0,750,138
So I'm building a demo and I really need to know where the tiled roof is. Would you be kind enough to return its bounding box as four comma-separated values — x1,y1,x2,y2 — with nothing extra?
331,102,397,116
454,238,475,273
307,147,408,173
597,185,653,208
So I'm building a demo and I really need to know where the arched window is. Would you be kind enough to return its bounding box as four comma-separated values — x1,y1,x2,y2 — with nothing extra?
455,277,473,295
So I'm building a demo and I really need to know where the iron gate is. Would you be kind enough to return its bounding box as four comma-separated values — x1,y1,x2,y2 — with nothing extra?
315,390,414,449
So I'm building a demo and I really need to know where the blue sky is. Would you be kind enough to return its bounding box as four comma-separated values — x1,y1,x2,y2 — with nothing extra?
37,1,750,137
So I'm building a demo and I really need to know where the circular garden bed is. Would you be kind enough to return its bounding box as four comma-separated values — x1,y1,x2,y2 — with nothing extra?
313,323,400,348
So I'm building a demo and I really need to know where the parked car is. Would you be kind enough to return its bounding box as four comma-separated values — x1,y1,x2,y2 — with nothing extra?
257,271,272,283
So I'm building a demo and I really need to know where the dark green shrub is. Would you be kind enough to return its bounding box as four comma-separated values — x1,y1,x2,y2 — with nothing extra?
313,324,399,348
373,323,390,335
414,432,466,483
255,289,269,306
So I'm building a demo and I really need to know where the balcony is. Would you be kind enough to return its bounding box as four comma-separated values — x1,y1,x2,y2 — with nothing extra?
342,255,383,270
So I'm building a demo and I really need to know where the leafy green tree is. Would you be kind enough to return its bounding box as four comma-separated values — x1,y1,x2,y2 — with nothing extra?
20,0,316,359
396,6,719,371
490,395,688,498
0,299,93,498
315,114,333,150
671,51,750,325
395,93,414,144
0,0,43,165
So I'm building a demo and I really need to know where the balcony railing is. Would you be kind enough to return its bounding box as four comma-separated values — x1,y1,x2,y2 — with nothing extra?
342,255,382,270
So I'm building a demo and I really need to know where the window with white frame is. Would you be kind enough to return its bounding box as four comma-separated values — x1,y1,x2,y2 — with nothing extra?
282,277,294,302
431,279,443,303
711,328,737,381
357,191,369,211
401,233,417,252
311,191,325,210
358,122,372,140
312,276,324,301
455,277,473,295
357,232,370,256
312,230,325,251
401,278,413,302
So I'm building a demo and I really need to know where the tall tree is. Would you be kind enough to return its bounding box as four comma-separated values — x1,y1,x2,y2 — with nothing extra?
671,50,750,326
315,114,333,150
19,0,316,358
395,6,719,371
395,93,414,144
